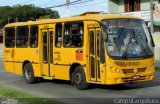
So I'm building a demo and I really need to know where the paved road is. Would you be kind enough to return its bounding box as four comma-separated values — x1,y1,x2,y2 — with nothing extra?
0,59,160,104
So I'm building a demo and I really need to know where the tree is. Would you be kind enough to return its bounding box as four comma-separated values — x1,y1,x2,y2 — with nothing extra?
0,5,60,28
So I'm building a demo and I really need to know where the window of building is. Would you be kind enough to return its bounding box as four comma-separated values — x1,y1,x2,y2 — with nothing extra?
30,26,38,48
5,28,15,48
0,30,3,43
64,22,83,47
55,23,62,48
125,0,140,12
0,37,2,43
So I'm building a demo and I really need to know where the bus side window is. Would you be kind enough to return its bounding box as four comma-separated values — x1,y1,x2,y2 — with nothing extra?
16,26,29,48
30,26,38,48
55,23,62,48
64,22,84,47
5,28,15,48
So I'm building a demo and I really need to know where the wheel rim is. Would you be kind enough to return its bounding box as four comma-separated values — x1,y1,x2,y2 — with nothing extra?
75,71,82,85
25,68,32,80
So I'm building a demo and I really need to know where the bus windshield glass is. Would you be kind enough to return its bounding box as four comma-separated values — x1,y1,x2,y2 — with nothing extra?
101,19,154,59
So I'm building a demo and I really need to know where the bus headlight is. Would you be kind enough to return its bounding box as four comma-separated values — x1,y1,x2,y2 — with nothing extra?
115,68,122,73
115,68,119,72
147,63,154,71
150,63,154,69
109,67,121,73
110,66,114,71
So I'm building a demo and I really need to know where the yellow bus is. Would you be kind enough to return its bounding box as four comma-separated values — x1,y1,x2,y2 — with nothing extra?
3,12,155,90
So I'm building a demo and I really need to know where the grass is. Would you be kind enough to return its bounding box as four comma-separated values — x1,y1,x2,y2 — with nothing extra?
0,86,64,104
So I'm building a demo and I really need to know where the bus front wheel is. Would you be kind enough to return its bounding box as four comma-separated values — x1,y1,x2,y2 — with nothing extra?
23,63,37,84
74,66,89,90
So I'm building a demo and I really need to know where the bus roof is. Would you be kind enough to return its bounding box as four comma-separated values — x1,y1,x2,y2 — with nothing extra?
4,12,141,27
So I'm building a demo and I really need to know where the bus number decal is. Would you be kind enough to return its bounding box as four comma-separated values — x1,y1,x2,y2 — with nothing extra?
54,52,61,61
4,50,10,53
115,62,140,67
87,23,99,28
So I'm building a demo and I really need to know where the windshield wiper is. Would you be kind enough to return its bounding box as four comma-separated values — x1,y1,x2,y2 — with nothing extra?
139,32,151,52
116,27,125,42
121,47,128,59
114,27,127,59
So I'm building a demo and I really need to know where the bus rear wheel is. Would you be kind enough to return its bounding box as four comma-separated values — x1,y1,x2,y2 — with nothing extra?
74,66,89,90
23,63,37,84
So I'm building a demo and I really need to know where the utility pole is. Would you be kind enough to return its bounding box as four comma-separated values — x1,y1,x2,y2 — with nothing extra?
66,0,70,17
8,18,10,24
150,0,154,34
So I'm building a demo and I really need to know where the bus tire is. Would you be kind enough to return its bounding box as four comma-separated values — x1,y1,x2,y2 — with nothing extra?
23,63,37,84
71,71,74,85
74,66,89,90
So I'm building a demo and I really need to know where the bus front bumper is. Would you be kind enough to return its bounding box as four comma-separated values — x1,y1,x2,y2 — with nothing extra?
105,70,155,85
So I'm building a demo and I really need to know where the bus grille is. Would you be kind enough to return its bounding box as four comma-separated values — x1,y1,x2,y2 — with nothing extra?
137,67,147,73
122,67,147,74
122,69,134,74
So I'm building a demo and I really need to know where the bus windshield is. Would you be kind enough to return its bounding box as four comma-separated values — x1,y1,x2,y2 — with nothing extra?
101,19,154,59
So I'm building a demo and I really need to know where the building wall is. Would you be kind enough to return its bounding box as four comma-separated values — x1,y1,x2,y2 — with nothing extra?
119,0,124,13
140,0,150,10
108,0,119,13
108,0,157,13
0,43,3,59
140,0,157,10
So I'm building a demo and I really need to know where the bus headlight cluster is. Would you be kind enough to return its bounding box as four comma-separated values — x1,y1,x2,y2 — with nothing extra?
151,62,155,68
147,63,154,71
109,66,121,73
115,68,119,72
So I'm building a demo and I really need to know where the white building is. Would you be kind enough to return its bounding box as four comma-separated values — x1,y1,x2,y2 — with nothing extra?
108,0,160,34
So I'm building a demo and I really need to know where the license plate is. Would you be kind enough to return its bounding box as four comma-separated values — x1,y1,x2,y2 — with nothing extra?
133,75,141,80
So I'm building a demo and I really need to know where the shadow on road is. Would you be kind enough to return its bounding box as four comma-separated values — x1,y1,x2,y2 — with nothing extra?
37,75,160,91
38,79,71,85
88,81,159,90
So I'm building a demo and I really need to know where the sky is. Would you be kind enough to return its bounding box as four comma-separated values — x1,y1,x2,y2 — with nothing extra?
0,0,108,17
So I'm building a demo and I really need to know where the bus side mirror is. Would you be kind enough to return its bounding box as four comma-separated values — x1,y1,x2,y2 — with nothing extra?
152,38,155,47
150,33,155,47
148,28,155,47
103,32,108,42
148,27,151,33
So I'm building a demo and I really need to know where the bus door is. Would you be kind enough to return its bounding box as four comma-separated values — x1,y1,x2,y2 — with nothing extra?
89,28,101,82
41,29,54,77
